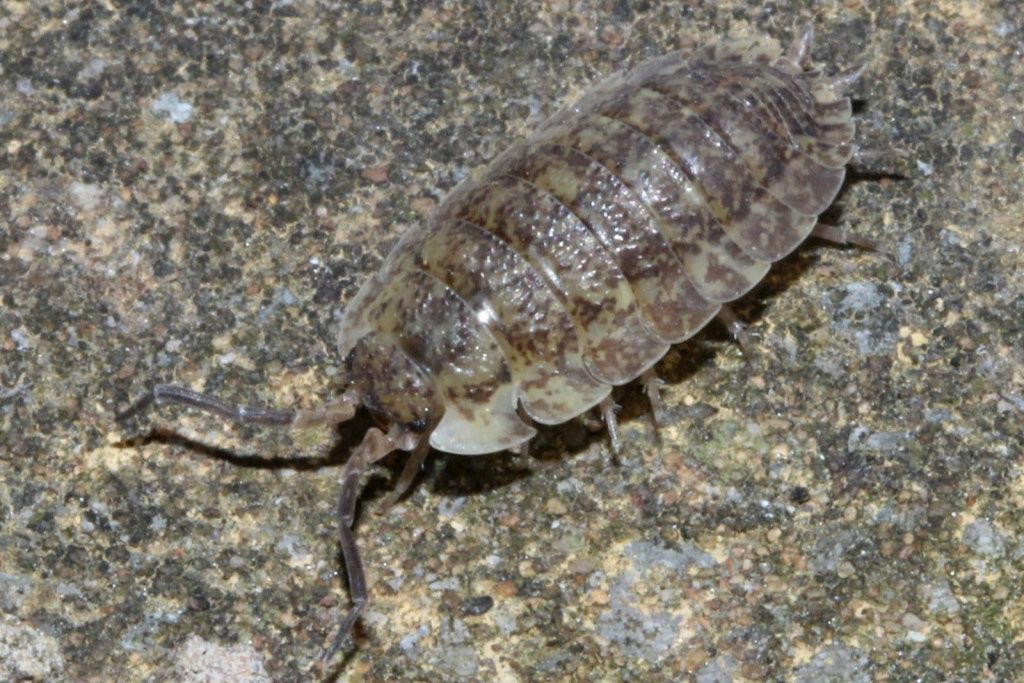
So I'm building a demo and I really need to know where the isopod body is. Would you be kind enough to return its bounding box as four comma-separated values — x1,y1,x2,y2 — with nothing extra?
337,28,856,455
122,26,868,661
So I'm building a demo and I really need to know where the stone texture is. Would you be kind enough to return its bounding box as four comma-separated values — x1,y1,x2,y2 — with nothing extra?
2,0,1022,680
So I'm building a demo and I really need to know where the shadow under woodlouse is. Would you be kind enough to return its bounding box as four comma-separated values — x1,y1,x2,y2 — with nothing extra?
113,428,341,472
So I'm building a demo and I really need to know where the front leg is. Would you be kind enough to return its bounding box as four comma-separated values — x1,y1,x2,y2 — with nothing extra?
320,426,400,665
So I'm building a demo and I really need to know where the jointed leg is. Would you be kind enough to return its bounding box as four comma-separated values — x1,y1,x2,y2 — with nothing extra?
378,432,433,513
641,369,666,427
600,396,622,455
717,304,753,354
120,382,435,667
810,223,879,251
829,63,866,93
322,427,398,664
852,144,910,166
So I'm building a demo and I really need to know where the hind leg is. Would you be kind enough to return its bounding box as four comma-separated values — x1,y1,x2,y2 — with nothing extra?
717,304,755,354
642,369,666,428
811,223,879,251
599,396,622,455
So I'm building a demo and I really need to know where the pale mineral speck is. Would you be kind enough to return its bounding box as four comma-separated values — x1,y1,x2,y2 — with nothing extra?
151,91,195,123
922,578,960,616
6,3,1023,680
696,654,738,683
0,616,65,682
962,518,1006,557
78,58,107,81
793,643,870,683
174,637,270,683
69,181,104,212
9,327,32,351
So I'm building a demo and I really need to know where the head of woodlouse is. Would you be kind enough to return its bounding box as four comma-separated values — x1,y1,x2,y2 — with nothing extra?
339,332,444,435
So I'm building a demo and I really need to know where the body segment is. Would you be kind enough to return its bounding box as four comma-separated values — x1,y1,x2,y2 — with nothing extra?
335,29,857,455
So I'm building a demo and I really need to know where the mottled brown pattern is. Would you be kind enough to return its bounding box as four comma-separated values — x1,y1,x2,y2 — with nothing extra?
723,64,855,166
352,264,534,454
441,174,668,385
492,140,708,343
538,114,769,304
595,88,818,262
642,68,846,216
335,31,855,455
345,332,443,428
396,220,609,425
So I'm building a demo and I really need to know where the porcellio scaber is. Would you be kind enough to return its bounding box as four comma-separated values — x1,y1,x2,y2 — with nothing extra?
120,26,872,661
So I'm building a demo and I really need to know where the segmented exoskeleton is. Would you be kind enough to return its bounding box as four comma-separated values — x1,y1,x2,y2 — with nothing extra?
120,25,869,664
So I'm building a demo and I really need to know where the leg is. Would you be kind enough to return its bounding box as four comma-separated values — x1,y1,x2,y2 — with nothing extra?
829,63,866,93
810,223,879,251
514,405,533,459
852,144,910,165
600,396,622,456
321,427,397,664
116,383,358,429
848,148,911,207
641,369,666,427
717,304,753,354
378,433,432,513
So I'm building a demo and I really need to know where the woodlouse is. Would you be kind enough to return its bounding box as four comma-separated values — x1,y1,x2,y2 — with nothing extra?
120,25,872,664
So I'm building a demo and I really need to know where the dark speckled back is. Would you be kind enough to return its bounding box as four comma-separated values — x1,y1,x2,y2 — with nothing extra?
336,33,855,455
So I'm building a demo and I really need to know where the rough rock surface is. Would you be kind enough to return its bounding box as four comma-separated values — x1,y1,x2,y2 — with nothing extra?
2,1,1021,680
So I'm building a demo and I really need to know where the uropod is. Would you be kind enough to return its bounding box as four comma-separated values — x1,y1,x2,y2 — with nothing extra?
119,25,878,666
